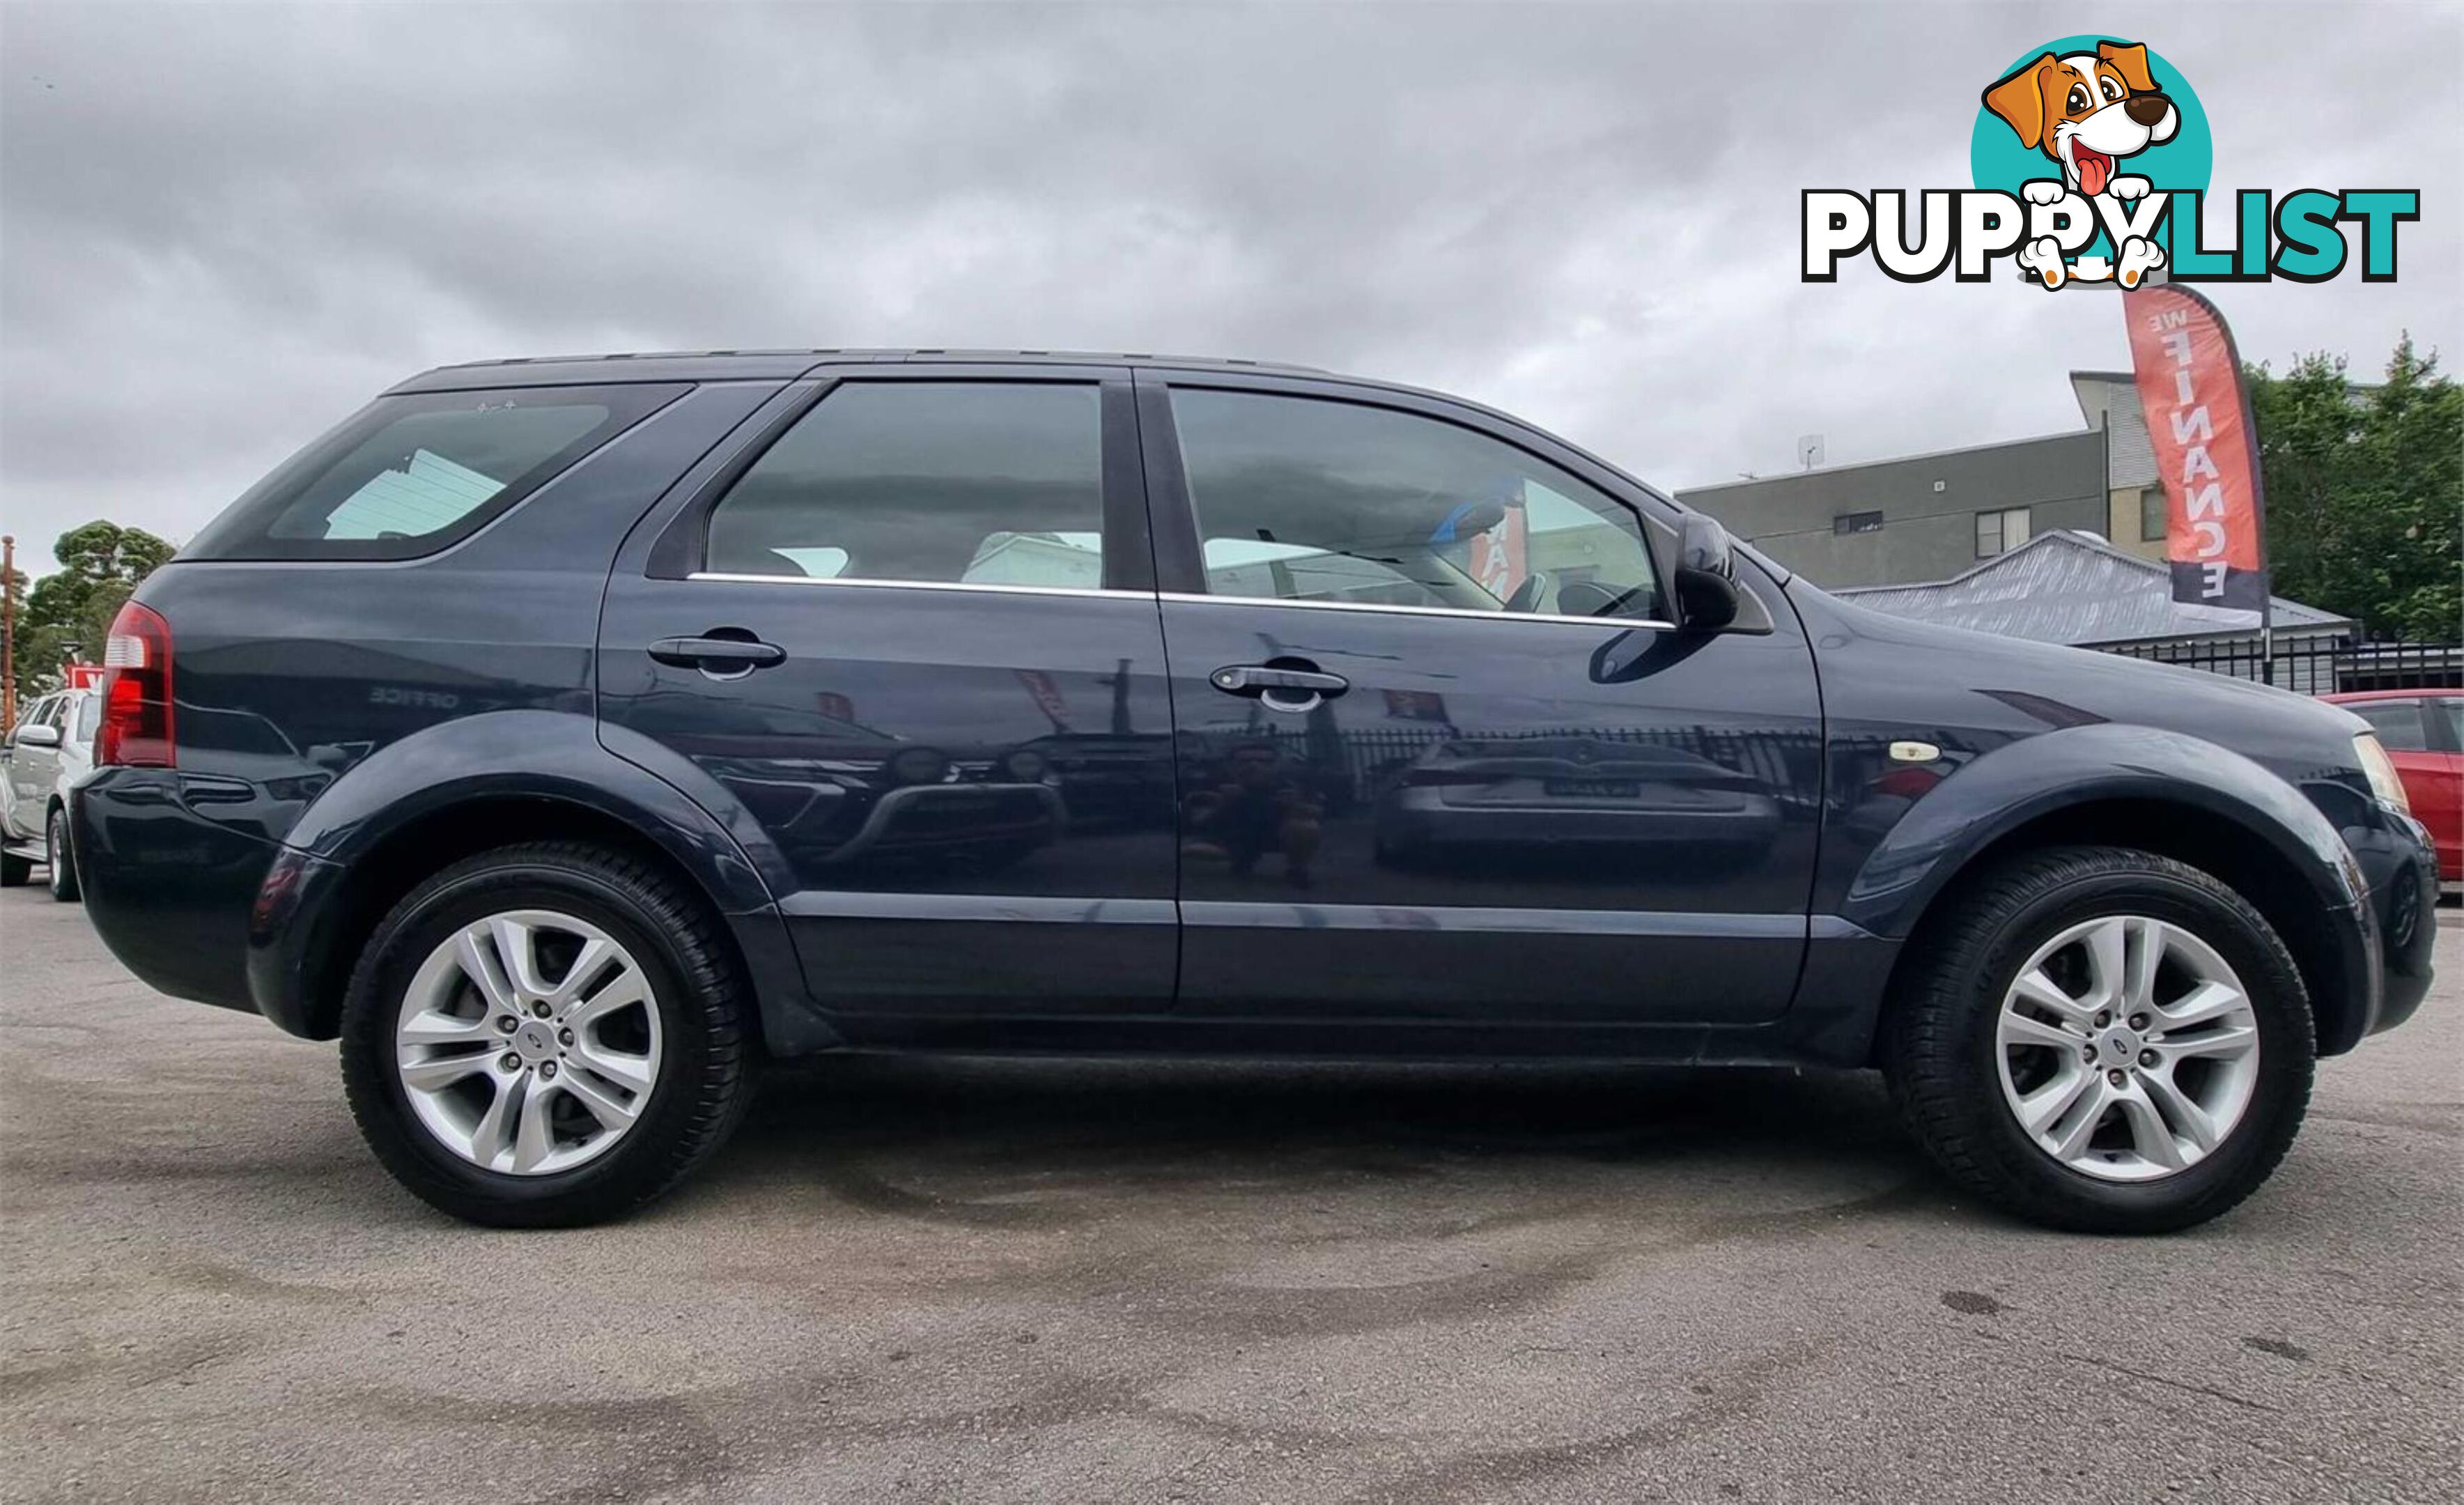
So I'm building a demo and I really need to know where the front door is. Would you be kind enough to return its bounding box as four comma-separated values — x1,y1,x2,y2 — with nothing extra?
1137,373,1824,1029
4,696,61,837
600,367,1181,1024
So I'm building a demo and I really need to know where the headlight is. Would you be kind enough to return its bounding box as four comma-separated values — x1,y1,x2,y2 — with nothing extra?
2354,732,2412,815
888,747,950,785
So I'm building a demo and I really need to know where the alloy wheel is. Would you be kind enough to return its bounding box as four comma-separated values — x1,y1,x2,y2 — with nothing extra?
392,909,663,1175
1994,914,2261,1182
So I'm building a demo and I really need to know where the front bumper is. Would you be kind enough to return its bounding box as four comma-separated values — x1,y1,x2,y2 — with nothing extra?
2355,811,2439,1039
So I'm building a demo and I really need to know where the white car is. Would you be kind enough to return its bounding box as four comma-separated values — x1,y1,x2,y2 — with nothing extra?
1,684,98,901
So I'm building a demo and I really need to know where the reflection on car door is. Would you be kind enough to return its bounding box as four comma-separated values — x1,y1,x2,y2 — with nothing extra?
599,366,1181,1025
1136,373,1824,1030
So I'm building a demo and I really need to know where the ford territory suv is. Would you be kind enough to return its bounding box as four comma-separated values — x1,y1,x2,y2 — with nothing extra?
70,351,2438,1231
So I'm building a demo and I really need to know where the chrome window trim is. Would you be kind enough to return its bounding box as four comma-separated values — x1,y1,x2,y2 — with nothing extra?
685,571,1144,601
677,573,1678,628
1157,591,1675,631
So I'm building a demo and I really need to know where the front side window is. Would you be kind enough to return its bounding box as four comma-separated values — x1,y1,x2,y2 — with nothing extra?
1976,506,2031,558
704,383,1105,587
1170,388,1663,621
184,384,683,562
8,697,53,746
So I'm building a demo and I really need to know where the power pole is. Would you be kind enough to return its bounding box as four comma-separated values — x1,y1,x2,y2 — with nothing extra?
2,533,15,736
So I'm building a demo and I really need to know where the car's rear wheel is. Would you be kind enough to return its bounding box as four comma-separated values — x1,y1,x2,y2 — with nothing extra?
1886,846,2312,1234
45,806,79,902
0,849,29,887
339,842,754,1227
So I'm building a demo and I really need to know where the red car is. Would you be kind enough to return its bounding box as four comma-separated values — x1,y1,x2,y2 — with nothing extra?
2325,690,2463,885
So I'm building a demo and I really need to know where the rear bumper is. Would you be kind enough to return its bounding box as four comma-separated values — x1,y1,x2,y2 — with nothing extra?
72,769,271,1015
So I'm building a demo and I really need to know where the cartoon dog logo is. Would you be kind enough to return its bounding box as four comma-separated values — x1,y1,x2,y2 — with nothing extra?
1983,40,2179,288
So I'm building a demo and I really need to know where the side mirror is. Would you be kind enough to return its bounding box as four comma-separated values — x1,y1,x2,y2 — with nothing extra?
15,723,61,750
1673,513,1742,633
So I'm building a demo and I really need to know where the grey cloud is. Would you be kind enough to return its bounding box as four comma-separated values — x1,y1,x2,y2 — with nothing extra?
2,1,2456,573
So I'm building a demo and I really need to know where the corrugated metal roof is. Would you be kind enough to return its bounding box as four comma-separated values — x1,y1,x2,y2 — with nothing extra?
1836,529,2348,645
2072,371,2158,489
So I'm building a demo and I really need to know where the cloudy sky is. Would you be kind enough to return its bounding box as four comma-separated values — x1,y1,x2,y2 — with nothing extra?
3,1,2456,574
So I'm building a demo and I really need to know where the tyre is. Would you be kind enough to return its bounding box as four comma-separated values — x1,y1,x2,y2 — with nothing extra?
1885,846,2313,1235
46,806,79,902
339,842,755,1228
0,849,28,888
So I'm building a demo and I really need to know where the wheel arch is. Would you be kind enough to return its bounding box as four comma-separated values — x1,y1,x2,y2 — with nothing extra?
1862,793,2367,1066
1844,725,2376,1063
249,711,818,1050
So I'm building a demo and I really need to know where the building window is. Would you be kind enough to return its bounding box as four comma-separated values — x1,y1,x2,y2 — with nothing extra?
1975,507,2031,558
2139,485,2168,541
1833,510,1885,536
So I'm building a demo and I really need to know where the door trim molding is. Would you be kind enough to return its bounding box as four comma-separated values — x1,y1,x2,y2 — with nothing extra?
780,891,1177,925
1182,900,1817,939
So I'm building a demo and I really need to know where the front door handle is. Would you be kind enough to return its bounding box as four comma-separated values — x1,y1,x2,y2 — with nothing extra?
648,634,787,675
1209,663,1349,712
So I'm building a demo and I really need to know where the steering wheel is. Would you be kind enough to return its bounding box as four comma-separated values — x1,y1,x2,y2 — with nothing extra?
1501,571,1551,614
1555,580,1649,619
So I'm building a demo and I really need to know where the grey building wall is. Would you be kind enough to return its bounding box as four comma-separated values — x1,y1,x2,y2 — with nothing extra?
1676,429,2109,589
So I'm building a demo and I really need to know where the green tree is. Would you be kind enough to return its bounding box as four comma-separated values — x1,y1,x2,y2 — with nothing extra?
13,521,178,695
2249,335,2463,642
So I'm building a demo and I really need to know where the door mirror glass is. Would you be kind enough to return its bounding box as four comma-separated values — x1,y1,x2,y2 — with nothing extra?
1673,514,1742,633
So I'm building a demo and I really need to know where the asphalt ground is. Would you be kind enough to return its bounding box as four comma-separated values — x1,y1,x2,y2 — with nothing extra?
2,888,2457,1504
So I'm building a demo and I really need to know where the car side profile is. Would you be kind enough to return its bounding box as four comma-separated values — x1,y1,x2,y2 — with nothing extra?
2,682,97,902
71,350,2438,1232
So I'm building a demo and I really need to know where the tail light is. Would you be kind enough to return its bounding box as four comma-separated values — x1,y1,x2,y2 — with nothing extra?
95,600,175,767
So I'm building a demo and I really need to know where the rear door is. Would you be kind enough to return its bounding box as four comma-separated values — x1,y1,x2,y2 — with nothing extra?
1133,371,1824,1031
598,364,1181,1026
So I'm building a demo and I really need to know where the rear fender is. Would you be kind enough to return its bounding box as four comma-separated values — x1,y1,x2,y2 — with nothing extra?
254,709,827,1049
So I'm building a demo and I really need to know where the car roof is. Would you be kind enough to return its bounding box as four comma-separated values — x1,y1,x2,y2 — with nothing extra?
386,348,1349,394
2322,689,2458,703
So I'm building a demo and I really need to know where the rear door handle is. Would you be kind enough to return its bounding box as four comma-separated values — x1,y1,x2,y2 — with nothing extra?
1209,663,1349,712
648,635,787,674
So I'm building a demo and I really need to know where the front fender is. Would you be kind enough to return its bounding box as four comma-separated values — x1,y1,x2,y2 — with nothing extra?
1841,721,2369,940
249,709,814,1044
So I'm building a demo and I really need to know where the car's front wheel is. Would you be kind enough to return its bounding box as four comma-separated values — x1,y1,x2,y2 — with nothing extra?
1886,846,2313,1234
45,806,79,902
339,842,754,1227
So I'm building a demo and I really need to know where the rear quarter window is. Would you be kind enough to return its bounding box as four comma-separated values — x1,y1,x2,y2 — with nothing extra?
182,383,686,561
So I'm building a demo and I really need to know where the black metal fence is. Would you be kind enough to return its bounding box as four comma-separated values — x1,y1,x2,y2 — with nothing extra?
2095,635,2463,694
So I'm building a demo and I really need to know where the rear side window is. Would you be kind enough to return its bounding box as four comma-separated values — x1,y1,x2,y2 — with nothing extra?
73,695,100,743
702,382,1105,587
183,383,685,561
2354,699,2430,752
